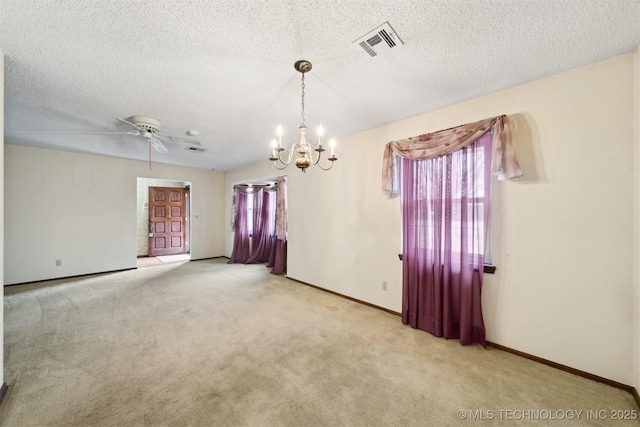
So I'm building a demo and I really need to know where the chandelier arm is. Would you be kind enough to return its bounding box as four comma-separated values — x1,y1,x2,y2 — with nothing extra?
271,161,289,170
315,159,337,171
275,151,288,166
309,147,320,165
313,145,338,170
312,146,332,166
271,145,297,167
286,145,296,164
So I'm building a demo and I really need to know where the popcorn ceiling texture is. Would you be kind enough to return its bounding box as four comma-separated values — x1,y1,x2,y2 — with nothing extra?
1,0,639,171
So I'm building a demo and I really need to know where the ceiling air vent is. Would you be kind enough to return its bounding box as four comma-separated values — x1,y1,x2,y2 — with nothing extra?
353,21,403,57
184,146,206,153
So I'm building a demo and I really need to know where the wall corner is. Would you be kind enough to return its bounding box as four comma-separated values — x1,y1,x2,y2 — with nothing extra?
633,44,640,396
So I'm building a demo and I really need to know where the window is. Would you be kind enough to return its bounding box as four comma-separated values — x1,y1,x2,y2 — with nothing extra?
400,131,492,269
246,192,254,236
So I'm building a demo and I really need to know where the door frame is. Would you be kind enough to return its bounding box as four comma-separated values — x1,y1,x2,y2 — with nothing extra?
148,186,188,257
136,178,192,258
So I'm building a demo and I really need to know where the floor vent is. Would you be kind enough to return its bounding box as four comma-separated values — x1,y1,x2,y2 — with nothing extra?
353,21,403,57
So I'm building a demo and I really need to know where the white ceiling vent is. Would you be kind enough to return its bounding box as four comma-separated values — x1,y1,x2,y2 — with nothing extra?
353,21,404,57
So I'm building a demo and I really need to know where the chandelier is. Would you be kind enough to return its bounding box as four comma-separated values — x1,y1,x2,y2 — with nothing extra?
269,60,337,172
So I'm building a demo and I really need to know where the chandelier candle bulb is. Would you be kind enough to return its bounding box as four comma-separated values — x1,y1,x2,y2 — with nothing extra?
276,125,283,148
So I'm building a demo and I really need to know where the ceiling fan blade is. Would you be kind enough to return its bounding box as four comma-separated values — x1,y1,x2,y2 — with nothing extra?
113,117,141,130
12,130,141,136
149,137,169,154
157,134,202,146
76,131,142,136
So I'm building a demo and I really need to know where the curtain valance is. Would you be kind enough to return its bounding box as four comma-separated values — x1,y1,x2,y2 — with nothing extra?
233,183,275,194
382,115,522,195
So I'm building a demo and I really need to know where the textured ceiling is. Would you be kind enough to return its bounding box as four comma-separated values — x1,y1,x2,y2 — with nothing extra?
1,0,639,171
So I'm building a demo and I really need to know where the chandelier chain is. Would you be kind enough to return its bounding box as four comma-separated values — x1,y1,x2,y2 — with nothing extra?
300,72,306,125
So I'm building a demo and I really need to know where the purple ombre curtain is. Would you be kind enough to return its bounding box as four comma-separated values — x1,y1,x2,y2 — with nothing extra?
249,188,263,259
247,189,276,264
270,176,287,275
400,132,492,346
228,191,251,264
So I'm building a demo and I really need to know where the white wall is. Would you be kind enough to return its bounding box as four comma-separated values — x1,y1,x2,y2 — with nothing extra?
634,46,640,395
1,50,6,389
226,54,635,385
4,145,225,285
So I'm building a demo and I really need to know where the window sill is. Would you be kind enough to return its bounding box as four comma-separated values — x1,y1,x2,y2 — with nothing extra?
397,254,496,274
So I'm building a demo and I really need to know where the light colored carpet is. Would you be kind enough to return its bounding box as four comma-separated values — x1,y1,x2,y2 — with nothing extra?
156,254,191,263
2,259,638,426
136,257,163,268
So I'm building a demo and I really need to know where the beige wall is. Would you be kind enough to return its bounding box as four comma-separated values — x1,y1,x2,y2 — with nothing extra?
4,145,225,285
226,54,635,385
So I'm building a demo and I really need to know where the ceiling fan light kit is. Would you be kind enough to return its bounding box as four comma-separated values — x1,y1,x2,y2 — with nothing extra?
269,60,337,172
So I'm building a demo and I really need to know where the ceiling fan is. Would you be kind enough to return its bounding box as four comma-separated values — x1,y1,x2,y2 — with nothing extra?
80,115,202,154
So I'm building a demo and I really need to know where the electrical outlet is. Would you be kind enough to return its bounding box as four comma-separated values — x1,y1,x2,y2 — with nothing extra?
382,281,388,291
55,259,62,267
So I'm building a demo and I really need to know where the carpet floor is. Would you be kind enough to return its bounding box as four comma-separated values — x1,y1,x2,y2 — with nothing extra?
1,259,638,426
136,257,164,268
136,255,191,269
156,254,191,263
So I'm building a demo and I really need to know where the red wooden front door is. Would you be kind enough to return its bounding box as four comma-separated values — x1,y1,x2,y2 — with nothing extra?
148,186,187,256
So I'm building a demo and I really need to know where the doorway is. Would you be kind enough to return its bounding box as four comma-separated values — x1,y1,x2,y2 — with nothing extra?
136,178,192,267
148,186,188,256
